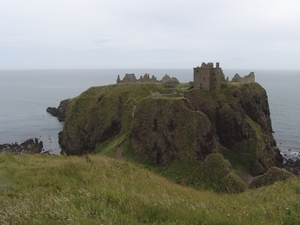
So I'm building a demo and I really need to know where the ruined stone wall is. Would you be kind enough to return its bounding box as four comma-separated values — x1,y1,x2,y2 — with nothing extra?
117,73,177,86
232,72,255,84
139,73,156,82
242,72,255,84
210,68,223,90
232,73,241,82
194,67,210,90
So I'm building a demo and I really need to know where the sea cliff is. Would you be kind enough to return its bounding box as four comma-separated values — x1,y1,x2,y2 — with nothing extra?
59,82,282,183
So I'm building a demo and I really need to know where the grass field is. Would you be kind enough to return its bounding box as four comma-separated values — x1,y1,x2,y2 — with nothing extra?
0,153,299,224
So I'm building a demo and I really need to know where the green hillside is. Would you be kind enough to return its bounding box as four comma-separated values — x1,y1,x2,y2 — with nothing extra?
0,153,299,224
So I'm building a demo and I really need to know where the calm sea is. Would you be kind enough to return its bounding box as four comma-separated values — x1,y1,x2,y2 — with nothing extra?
0,69,299,157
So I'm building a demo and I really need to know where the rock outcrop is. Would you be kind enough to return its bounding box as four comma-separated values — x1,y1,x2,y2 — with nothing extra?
283,157,300,175
131,98,214,164
0,138,43,154
59,82,282,176
186,153,248,193
46,99,70,122
184,83,283,175
249,167,295,188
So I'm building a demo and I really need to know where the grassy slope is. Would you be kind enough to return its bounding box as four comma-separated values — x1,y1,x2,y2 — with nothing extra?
0,153,300,225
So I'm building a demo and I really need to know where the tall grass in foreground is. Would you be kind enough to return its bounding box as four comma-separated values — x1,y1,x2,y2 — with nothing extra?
0,153,299,224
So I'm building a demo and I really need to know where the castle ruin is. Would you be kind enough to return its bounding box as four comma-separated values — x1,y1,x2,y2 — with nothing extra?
193,62,255,90
117,73,179,88
116,62,255,91
117,73,158,83
193,62,225,90
231,72,255,84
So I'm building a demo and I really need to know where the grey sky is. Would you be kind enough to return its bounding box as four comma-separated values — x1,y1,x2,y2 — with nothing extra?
1,0,300,69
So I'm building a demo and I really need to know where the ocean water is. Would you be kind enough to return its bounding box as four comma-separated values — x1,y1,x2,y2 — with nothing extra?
253,70,300,158
0,69,299,157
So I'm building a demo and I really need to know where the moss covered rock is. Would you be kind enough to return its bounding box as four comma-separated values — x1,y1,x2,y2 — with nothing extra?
249,167,295,188
131,98,214,164
185,83,282,175
220,172,248,194
186,154,247,193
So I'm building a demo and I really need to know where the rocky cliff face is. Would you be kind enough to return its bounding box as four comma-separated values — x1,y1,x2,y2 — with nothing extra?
47,99,70,122
59,82,282,176
131,98,214,165
184,83,282,175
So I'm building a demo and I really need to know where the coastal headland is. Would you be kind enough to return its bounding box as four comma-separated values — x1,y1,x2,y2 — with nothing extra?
3,63,299,190
54,62,291,192
1,64,300,224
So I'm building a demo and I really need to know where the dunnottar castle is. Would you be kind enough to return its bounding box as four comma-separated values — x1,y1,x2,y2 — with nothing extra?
193,62,255,90
116,62,255,90
193,62,225,90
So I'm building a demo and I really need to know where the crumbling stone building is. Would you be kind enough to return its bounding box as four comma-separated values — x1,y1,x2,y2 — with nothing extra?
117,73,158,83
116,63,255,91
193,62,225,90
116,73,179,87
232,72,255,84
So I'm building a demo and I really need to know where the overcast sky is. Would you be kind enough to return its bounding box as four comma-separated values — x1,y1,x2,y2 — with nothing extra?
1,0,300,70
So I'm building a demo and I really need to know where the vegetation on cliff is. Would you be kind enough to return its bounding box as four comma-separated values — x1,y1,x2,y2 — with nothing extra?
0,153,299,224
59,82,283,192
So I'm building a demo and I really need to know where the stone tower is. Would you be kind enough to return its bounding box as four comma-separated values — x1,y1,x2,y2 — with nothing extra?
193,62,224,90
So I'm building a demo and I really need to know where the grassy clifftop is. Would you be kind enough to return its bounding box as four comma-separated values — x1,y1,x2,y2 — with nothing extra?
60,83,189,155
0,153,299,224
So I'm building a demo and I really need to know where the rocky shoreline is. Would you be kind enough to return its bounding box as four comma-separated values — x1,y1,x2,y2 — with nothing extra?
0,138,43,155
0,100,69,156
283,154,300,175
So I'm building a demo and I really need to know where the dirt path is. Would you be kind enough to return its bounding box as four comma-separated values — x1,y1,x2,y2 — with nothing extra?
239,170,255,185
180,171,195,186
116,141,127,161
116,145,123,161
